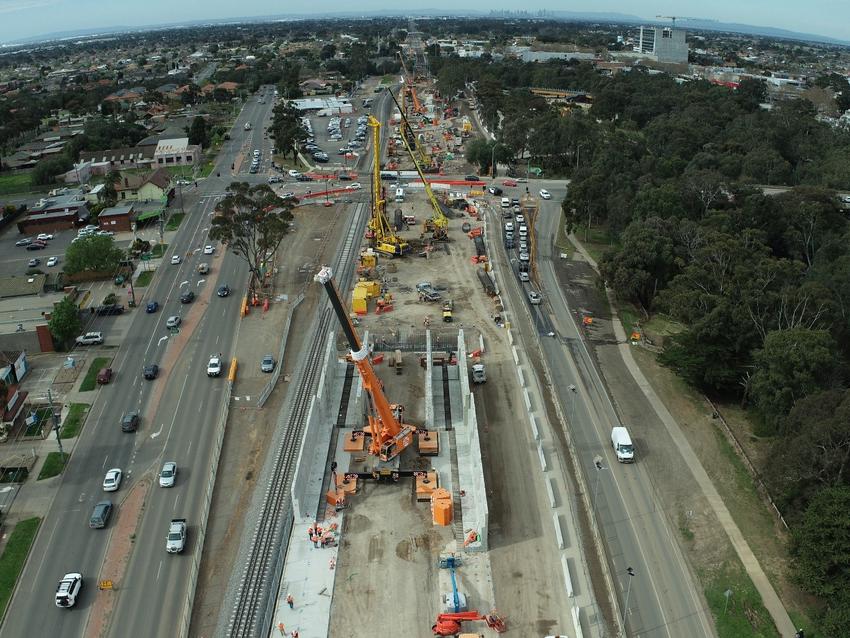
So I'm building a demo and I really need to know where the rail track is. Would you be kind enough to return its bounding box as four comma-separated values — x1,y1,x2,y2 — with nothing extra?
225,203,366,637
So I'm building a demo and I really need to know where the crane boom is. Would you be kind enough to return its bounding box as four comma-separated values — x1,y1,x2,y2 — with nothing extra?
386,88,448,239
315,267,415,461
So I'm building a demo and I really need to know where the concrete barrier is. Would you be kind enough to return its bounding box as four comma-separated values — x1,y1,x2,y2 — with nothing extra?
537,443,547,471
552,512,565,549
561,554,574,597
529,415,540,441
516,366,525,387
571,605,584,638
523,388,532,412
546,477,557,507
511,345,519,365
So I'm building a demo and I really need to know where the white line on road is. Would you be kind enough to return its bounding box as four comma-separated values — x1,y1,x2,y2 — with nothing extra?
157,336,169,346
102,456,108,469
186,440,192,456
173,494,180,509
215,335,220,345
180,280,189,287
156,560,163,582
150,424,164,440
31,518,61,592
197,279,206,287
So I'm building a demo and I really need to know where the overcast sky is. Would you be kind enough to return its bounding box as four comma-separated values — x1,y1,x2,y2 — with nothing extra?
0,0,846,43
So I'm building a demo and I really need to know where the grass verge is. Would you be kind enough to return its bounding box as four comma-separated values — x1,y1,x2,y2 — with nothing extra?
135,270,155,287
617,305,641,341
0,517,41,621
37,452,69,480
165,212,185,231
0,171,35,196
574,223,617,264
704,562,781,638
24,407,51,437
150,243,168,258
59,403,90,439
79,357,111,392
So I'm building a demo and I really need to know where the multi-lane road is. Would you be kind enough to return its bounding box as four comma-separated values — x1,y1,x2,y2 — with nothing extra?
500,181,715,637
0,88,278,638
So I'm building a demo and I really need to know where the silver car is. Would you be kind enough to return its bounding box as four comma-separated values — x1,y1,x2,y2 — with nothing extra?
159,462,177,488
166,316,181,329
261,354,275,373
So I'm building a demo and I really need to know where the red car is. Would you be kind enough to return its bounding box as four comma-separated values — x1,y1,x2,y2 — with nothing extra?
97,367,113,384
502,179,518,187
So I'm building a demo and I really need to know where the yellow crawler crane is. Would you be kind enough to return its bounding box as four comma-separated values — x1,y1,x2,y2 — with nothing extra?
387,89,448,240
366,115,410,257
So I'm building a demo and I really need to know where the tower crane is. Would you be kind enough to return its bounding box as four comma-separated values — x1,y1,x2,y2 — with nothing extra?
315,266,416,462
366,115,409,257
387,89,448,240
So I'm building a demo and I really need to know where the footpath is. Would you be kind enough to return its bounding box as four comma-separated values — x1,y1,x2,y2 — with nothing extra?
568,235,798,638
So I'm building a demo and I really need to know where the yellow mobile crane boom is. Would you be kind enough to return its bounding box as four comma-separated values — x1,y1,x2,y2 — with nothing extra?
387,89,448,240
367,115,409,257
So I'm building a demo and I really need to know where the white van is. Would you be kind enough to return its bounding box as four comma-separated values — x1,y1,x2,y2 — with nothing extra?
500,197,510,208
611,427,635,463
395,187,405,202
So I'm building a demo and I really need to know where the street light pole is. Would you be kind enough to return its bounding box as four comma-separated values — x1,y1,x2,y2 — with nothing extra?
568,384,577,424
623,567,635,629
47,389,63,457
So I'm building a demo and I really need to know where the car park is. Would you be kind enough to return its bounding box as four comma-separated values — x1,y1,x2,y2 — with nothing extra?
46,256,59,267
89,500,113,528
203,245,214,255
102,468,122,492
27,258,40,267
143,364,159,380
539,189,552,199
528,290,542,304
180,291,195,304
159,462,177,488
15,238,32,247
55,573,82,608
170,255,181,265
166,315,181,328
96,367,113,384
217,285,231,297
146,301,159,313
76,332,104,346
261,354,275,373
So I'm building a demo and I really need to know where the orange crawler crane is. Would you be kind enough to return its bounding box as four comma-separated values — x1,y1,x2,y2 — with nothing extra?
315,266,416,462
431,611,507,636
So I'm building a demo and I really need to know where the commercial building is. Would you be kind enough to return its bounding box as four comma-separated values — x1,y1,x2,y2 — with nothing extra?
287,97,354,116
17,189,91,234
98,203,135,232
153,138,201,167
634,26,688,64
79,145,156,172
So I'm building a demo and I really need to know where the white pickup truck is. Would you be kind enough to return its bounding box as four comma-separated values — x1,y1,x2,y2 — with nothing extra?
166,519,186,553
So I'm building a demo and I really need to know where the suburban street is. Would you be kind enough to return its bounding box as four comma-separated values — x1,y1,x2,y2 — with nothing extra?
0,89,277,638
514,182,715,637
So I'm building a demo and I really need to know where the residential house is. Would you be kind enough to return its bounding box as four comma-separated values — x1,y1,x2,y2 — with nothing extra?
114,167,172,202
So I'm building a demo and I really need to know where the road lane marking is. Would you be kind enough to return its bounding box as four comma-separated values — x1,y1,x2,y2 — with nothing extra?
158,336,169,346
174,494,180,509
102,456,108,469
156,560,163,582
31,517,60,591
150,424,164,440
186,440,192,456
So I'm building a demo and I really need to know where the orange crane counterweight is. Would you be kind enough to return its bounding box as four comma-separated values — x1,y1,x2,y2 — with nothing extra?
315,266,416,462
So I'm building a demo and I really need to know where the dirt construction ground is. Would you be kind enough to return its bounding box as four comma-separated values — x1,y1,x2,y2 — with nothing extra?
328,191,571,636
190,202,350,637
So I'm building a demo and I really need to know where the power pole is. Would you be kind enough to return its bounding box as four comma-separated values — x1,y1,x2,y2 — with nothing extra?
47,389,64,457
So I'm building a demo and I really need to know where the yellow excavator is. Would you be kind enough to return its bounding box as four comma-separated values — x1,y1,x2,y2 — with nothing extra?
387,90,448,240
366,115,410,257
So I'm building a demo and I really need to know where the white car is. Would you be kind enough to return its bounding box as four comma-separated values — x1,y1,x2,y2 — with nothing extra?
75,332,104,346
55,573,82,608
102,468,122,492
346,182,362,190
528,290,542,305
288,169,301,178
203,245,214,255
159,461,177,488
166,315,181,329
170,255,181,265
96,230,114,237
207,356,222,377
539,189,551,200
36,233,54,241
46,256,59,267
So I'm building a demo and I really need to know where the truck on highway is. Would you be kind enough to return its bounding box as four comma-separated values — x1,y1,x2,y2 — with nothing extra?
611,426,635,463
166,519,186,553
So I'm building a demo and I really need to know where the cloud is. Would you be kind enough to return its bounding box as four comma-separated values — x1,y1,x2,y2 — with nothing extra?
0,0,56,14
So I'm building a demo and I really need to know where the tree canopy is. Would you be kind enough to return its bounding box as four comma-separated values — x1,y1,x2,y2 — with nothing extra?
48,296,82,348
63,236,125,274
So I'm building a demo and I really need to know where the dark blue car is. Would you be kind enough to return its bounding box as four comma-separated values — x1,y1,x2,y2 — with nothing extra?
146,301,159,313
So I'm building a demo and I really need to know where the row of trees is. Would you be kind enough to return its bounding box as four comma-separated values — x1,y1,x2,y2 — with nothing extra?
550,70,850,631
